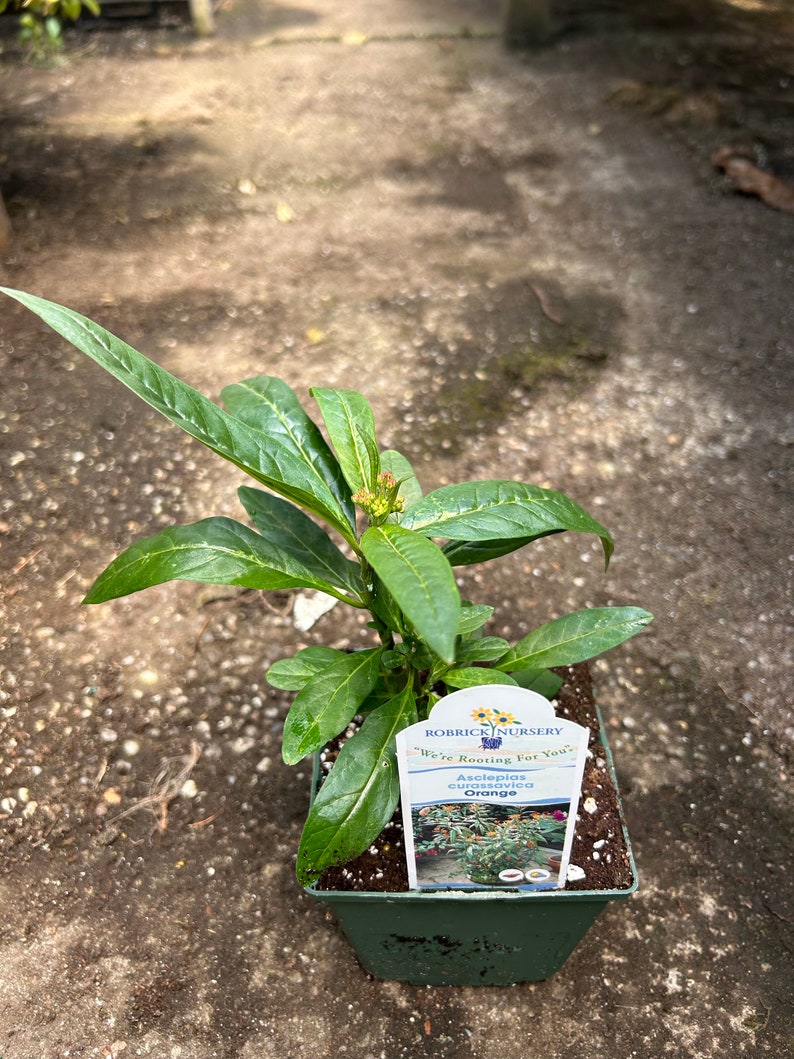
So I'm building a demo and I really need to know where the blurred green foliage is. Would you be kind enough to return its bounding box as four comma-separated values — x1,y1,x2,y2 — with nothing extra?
1,0,100,58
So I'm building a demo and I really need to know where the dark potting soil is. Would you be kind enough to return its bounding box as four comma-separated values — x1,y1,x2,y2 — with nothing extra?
316,663,635,893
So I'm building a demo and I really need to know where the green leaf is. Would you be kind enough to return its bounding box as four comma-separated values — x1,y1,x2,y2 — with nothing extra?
360,524,460,664
443,536,547,566
282,648,383,765
379,449,423,511
368,582,407,639
238,486,362,599
496,607,654,671
310,387,380,495
297,683,417,885
0,290,357,545
381,650,405,671
221,375,355,534
402,480,614,566
455,637,510,664
443,668,518,689
511,669,565,699
266,646,345,691
457,603,494,636
83,517,359,604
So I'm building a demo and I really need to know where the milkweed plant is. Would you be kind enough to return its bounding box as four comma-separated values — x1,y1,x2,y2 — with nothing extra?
1,288,652,885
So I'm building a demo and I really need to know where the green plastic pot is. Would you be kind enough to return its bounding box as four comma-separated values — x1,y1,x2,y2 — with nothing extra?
306,707,637,986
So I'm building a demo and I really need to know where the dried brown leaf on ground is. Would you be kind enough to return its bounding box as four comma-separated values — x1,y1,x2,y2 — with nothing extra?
712,147,794,214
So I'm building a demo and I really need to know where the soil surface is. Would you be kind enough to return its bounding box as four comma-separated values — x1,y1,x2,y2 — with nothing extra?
1,1,793,1057
317,664,634,894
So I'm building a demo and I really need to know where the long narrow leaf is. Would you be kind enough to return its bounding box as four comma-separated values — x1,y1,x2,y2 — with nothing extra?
297,684,417,885
266,646,345,691
0,290,356,543
457,603,494,636
361,524,460,663
443,668,518,689
367,582,407,639
511,669,565,699
495,607,653,671
443,535,553,566
221,375,356,535
310,387,379,495
238,486,362,599
402,480,614,566
282,648,383,765
83,517,358,604
454,637,510,664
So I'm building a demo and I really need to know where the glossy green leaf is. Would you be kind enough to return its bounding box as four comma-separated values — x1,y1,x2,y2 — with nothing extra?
368,581,407,639
296,683,417,885
457,603,494,636
0,290,357,544
496,607,654,671
443,535,550,566
221,375,355,535
238,486,362,599
310,387,380,495
282,648,383,765
455,637,510,664
360,524,460,663
402,480,614,566
379,449,423,512
83,517,357,604
266,646,346,691
443,667,518,689
511,669,565,699
381,650,405,671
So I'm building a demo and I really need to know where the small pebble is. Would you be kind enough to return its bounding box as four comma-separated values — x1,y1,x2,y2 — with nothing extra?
567,864,586,882
583,797,598,814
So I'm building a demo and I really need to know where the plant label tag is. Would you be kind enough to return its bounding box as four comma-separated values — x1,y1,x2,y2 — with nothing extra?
396,685,589,891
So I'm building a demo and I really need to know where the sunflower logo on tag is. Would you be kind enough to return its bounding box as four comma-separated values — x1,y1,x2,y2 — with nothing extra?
471,708,517,750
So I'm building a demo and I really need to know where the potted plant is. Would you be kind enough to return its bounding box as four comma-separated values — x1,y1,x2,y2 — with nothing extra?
1,287,653,985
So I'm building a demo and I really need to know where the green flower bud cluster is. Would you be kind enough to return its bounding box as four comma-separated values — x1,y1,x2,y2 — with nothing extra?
352,471,405,523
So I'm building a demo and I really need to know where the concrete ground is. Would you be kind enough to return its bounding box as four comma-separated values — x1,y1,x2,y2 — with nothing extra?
0,1,792,1056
